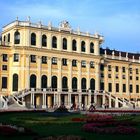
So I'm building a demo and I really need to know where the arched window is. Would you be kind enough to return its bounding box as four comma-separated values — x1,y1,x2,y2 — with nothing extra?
62,77,68,91
42,35,47,47
30,74,36,88
41,75,47,88
13,74,18,91
14,31,20,44
31,33,36,45
51,76,57,91
8,33,10,42
72,39,77,51
52,36,57,48
72,77,77,92
63,38,67,50
90,42,94,53
81,41,85,52
81,78,86,92
90,78,95,92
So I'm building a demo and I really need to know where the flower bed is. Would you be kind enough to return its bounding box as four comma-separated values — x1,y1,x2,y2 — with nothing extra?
71,118,85,122
82,114,137,135
83,123,137,134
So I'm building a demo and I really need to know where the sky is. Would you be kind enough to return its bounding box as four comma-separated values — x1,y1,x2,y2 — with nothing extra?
0,0,140,53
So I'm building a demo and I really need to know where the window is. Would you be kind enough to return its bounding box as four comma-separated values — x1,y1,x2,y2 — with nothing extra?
52,36,57,48
63,38,67,50
122,67,125,72
129,68,132,74
130,76,132,80
90,61,94,68
13,74,18,91
130,84,133,93
72,39,77,51
52,57,57,65
115,66,119,72
30,55,36,63
100,64,104,71
116,74,119,79
81,41,85,52
108,83,112,92
116,83,119,92
123,84,126,92
90,42,94,53
101,73,104,78
42,56,47,64
8,33,10,42
14,53,19,62
62,58,67,66
108,74,111,78
31,33,36,45
72,60,77,67
136,85,139,93
136,77,139,80
2,54,8,62
2,65,7,70
136,68,139,74
42,35,47,47
2,77,7,89
14,31,20,44
122,75,125,79
108,65,111,71
81,60,86,68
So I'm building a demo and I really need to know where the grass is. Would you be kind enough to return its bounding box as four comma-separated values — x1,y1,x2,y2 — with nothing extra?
0,112,140,140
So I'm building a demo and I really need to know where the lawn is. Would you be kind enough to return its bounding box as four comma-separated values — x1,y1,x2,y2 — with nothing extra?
0,111,140,140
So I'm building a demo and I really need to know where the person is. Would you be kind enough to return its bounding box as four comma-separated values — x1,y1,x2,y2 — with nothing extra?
133,103,135,109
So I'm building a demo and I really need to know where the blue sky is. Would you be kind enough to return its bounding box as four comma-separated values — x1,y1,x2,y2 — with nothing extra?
0,0,140,53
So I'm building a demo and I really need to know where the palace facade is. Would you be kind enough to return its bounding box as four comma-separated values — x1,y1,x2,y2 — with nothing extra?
0,18,140,109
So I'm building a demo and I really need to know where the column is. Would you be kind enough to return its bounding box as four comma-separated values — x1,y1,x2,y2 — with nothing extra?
77,38,81,53
58,58,62,92
68,36,72,52
119,66,122,95
102,95,105,106
20,54,25,90
95,62,100,91
48,57,52,88
79,94,82,108
25,29,30,46
88,94,91,105
30,93,32,107
104,65,108,91
9,55,13,93
58,35,62,51
109,95,111,108
78,60,81,92
115,97,118,108
126,67,129,96
68,94,71,108
86,39,90,54
37,56,41,88
54,94,56,105
133,68,136,95
58,94,61,106
42,94,46,108
112,66,115,94
87,61,90,90
94,40,99,55
25,55,30,89
47,33,52,49
37,31,42,48
68,59,72,92
94,95,97,103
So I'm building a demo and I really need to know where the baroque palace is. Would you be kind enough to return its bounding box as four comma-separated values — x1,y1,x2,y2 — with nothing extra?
0,18,140,109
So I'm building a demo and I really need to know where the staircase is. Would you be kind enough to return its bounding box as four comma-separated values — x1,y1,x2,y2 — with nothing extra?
104,91,134,108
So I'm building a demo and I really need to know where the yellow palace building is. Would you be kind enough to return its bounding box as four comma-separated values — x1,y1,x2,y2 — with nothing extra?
0,18,140,109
